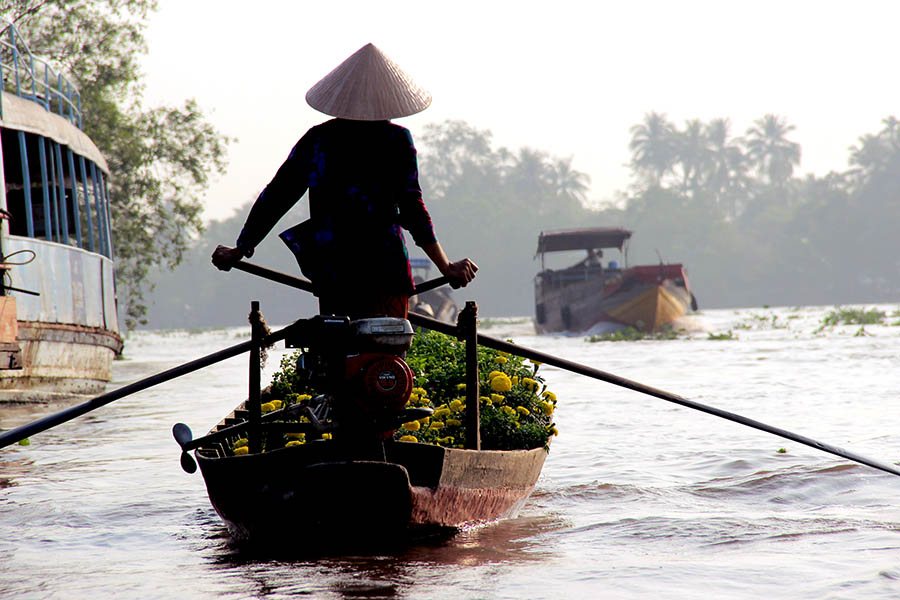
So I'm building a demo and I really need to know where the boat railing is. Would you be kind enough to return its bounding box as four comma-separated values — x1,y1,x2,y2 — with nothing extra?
0,20,82,129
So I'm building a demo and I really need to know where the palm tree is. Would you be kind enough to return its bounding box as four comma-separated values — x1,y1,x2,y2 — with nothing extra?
705,118,750,218
552,156,591,206
629,112,677,187
673,119,710,195
745,114,801,187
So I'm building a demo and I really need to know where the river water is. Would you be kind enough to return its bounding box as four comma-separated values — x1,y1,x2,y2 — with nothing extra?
2,304,900,599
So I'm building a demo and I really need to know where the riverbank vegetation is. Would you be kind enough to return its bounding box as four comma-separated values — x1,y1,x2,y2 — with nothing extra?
3,1,229,328
143,112,899,329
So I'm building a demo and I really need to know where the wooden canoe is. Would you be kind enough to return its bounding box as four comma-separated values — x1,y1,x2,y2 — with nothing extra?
194,406,548,548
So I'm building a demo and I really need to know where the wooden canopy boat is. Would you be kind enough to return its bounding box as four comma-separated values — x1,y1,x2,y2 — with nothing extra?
176,303,548,549
534,227,697,333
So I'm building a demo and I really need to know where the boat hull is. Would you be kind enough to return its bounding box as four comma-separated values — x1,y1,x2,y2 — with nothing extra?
0,238,121,401
535,264,693,333
196,439,547,546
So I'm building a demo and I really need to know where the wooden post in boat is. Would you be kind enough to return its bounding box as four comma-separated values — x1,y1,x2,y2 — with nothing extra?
248,301,262,455
460,301,480,450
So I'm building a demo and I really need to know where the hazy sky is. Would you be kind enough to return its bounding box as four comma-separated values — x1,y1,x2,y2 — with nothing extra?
141,0,899,223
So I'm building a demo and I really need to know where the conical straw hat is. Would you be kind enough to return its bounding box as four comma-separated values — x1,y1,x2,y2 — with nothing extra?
306,43,432,121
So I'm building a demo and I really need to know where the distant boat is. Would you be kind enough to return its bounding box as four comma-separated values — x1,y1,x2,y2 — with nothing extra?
0,22,122,400
408,257,458,322
534,227,697,333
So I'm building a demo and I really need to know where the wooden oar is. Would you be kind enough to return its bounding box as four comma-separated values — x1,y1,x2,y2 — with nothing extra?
232,259,900,479
0,323,295,450
230,260,448,296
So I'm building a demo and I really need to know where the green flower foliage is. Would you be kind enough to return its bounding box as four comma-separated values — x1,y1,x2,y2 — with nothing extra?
401,330,557,450
266,329,558,451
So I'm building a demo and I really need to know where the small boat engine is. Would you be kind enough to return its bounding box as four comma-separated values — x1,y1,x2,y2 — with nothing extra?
288,315,417,434
344,318,415,416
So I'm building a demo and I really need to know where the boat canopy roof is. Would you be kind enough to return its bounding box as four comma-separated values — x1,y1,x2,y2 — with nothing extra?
536,227,632,253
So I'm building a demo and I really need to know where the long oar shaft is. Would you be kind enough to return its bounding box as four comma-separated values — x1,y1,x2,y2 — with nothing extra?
407,311,900,478
225,260,900,478
0,326,293,450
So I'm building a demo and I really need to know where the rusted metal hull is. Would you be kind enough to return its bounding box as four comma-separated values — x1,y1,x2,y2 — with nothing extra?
535,263,694,333
196,436,547,547
0,238,121,400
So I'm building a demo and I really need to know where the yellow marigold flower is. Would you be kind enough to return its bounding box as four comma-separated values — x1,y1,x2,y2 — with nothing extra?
456,383,466,391
322,433,333,440
516,406,530,416
430,421,445,429
548,426,559,436
436,436,455,445
433,408,451,419
491,374,512,392
233,438,248,448
482,397,493,406
299,416,310,423
522,378,537,391
233,446,249,456
260,402,275,414
446,418,462,426
413,387,427,396
501,406,517,417
285,440,303,447
490,393,505,404
270,399,284,410
399,435,418,443
409,393,420,405
449,399,463,411
298,394,312,401
542,390,557,403
402,420,421,432
480,395,491,403
493,356,508,365
487,370,504,380
418,416,431,425
539,401,554,416
286,432,306,440
512,376,519,385
421,397,431,405
513,422,520,428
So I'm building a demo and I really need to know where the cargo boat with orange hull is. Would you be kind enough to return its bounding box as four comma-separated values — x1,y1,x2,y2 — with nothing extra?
534,227,696,333
0,22,121,400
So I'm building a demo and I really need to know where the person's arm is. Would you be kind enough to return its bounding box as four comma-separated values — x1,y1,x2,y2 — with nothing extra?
421,241,478,288
212,135,312,271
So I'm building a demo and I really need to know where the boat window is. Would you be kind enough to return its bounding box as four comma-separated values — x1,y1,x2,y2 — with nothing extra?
1,128,111,257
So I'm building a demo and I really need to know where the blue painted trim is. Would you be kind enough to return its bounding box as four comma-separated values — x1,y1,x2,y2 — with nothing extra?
78,155,95,253
89,162,107,257
37,137,52,241
16,131,34,238
66,149,83,247
54,142,69,245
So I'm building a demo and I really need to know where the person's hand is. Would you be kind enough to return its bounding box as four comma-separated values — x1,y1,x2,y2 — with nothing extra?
444,258,478,288
211,245,244,271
